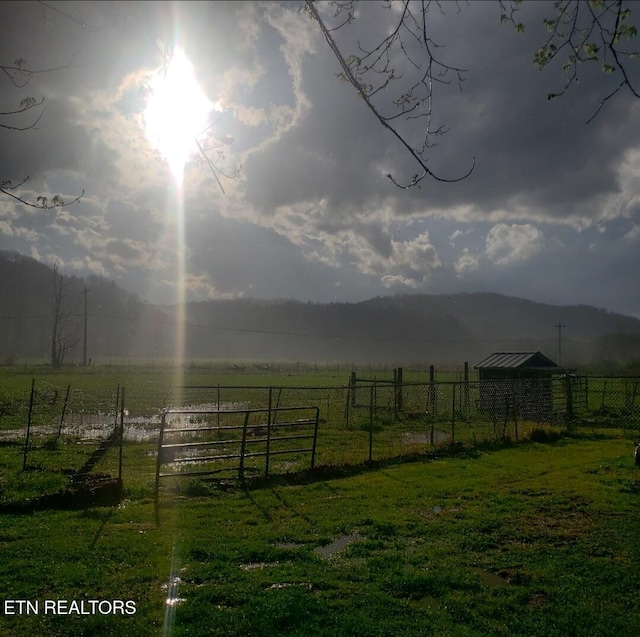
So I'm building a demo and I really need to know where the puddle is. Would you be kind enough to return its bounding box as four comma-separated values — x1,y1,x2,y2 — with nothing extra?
471,567,510,588
0,402,249,442
160,577,182,591
240,562,277,571
267,582,313,590
314,533,361,558
165,597,186,607
162,574,186,606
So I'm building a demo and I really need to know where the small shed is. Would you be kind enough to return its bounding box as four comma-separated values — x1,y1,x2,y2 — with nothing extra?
474,352,560,421
474,351,559,381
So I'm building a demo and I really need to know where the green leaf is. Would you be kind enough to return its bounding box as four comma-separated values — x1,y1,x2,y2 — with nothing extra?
515,22,525,33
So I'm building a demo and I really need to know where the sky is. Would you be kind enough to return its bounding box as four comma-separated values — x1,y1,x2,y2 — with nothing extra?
0,1,639,316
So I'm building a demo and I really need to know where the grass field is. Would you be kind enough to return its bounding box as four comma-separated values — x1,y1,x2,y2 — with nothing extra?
1,430,639,636
1,365,640,635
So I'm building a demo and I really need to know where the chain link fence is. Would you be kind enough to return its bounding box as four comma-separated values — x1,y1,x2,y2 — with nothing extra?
2,374,640,481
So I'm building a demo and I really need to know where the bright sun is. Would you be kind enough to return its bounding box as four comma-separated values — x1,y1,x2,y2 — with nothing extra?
143,47,218,179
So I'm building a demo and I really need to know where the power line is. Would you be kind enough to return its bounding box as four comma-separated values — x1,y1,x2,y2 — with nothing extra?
0,311,563,346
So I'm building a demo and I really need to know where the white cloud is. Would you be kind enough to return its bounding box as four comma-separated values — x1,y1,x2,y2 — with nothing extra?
455,248,479,274
485,223,545,265
448,229,472,246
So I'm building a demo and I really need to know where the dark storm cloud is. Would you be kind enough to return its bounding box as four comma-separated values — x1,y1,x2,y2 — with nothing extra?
0,95,119,187
240,1,640,227
0,1,639,315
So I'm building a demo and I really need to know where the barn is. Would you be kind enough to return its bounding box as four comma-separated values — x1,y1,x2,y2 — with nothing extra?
474,351,560,421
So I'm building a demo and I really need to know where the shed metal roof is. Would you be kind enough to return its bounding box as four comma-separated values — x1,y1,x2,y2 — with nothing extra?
474,351,559,370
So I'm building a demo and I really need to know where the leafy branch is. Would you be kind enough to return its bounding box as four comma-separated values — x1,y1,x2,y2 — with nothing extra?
0,177,84,210
500,0,639,123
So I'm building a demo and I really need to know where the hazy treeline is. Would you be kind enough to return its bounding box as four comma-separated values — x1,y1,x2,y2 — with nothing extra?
1,251,640,367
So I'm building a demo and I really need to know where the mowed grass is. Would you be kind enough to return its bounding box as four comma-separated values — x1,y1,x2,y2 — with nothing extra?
1,433,639,636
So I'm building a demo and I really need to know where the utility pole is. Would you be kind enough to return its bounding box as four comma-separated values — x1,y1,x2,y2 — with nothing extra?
555,323,566,368
82,287,89,366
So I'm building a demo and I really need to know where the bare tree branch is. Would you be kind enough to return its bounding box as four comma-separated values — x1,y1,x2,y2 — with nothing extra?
304,0,475,188
0,25,85,208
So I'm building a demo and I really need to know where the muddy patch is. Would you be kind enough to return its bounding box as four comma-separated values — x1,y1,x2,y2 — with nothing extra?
314,533,361,558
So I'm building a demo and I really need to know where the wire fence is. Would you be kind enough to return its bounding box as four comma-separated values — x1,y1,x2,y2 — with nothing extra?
2,375,640,480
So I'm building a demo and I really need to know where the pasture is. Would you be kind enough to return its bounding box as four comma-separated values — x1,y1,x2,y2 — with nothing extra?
1,365,640,635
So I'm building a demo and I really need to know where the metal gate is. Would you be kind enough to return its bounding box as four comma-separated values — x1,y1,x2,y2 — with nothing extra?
154,405,319,511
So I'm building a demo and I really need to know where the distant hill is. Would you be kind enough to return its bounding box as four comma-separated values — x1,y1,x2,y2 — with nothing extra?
180,294,640,366
1,250,640,367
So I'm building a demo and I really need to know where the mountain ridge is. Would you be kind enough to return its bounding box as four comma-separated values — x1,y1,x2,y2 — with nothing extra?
1,251,639,366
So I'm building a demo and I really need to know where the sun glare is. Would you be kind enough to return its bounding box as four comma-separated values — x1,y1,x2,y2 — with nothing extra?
143,47,217,180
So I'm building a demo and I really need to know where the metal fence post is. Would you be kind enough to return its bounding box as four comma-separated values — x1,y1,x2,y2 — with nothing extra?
118,387,125,484
266,387,273,477
565,374,574,426
451,382,456,444
369,384,374,462
239,411,250,480
56,383,71,441
22,378,35,471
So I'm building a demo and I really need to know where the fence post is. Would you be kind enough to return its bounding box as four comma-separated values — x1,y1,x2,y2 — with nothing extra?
513,379,522,442
155,410,167,524
565,374,574,427
585,377,589,412
56,383,71,441
369,384,374,462
217,384,221,437
118,387,125,484
266,387,273,477
239,411,250,480
464,362,470,418
350,371,356,406
451,383,456,444
393,368,398,420
630,380,639,424
394,367,403,418
22,378,35,471
429,365,437,415
311,407,319,469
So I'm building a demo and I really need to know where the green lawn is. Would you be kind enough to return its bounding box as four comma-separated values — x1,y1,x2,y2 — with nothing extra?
1,432,639,636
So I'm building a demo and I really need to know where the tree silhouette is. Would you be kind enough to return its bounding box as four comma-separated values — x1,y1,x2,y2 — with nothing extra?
50,261,80,368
